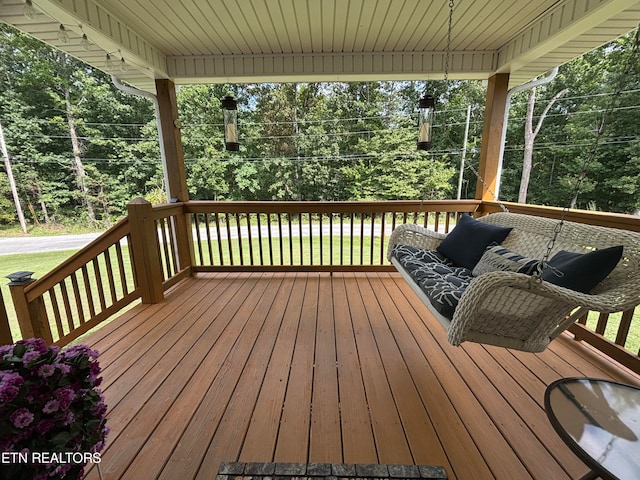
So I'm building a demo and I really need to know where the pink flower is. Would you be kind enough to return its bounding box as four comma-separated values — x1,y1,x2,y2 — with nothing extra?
55,363,71,375
0,371,24,402
43,399,60,413
10,408,34,428
63,411,75,426
55,387,75,409
21,350,41,365
37,364,55,378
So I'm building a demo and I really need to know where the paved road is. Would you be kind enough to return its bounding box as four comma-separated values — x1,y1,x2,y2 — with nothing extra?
0,233,103,256
0,222,425,256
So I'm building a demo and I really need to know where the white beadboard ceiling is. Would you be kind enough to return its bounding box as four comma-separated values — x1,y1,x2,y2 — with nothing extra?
2,0,639,93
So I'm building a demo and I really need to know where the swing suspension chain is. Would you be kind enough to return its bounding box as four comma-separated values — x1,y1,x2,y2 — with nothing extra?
531,23,640,281
444,0,454,84
465,162,509,213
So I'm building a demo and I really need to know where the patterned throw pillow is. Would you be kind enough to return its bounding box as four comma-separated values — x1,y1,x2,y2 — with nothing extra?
472,245,540,277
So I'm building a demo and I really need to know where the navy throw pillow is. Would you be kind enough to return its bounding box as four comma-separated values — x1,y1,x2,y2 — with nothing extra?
542,245,623,293
436,214,512,270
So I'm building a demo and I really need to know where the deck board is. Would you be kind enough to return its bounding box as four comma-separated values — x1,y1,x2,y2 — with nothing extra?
82,272,640,480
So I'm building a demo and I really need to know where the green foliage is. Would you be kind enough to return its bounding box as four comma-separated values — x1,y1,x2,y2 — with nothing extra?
1,22,639,229
500,31,640,213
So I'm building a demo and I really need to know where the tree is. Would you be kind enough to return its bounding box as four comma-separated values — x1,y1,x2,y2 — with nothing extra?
0,120,27,232
519,86,568,203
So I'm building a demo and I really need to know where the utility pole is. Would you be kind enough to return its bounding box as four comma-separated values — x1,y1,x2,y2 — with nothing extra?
0,121,27,234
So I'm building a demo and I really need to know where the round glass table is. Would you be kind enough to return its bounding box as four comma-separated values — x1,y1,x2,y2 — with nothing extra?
544,377,640,480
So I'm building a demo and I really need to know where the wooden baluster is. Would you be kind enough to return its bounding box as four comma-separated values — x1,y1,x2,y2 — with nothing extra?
319,213,324,265
298,213,304,265
380,212,386,264
194,213,204,264
113,242,128,296
288,213,293,266
267,213,274,265
257,213,264,265
278,213,284,265
615,310,634,347
214,213,224,265
309,213,314,266
595,312,609,335
70,272,85,325
236,213,244,265
339,214,344,266
81,265,96,318
48,288,64,340
171,204,194,273
204,213,214,265
225,213,234,266
369,212,375,265
329,213,334,266
247,213,255,266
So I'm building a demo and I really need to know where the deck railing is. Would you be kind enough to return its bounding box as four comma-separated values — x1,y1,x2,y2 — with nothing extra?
5,198,191,346
185,200,481,272
7,218,136,346
5,198,640,375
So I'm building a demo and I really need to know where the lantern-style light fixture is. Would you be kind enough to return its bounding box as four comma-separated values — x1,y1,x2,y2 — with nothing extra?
417,95,435,151
221,95,239,151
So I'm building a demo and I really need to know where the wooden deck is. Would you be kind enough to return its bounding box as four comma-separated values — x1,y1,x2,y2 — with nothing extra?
81,272,640,480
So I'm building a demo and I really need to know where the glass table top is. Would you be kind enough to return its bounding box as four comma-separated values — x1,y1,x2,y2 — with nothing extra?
545,378,640,480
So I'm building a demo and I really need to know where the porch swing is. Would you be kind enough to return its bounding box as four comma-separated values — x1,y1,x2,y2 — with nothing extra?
388,5,640,352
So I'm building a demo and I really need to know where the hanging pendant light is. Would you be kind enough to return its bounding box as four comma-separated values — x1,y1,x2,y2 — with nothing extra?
57,25,70,44
416,0,454,151
23,0,38,20
221,95,239,151
417,95,435,151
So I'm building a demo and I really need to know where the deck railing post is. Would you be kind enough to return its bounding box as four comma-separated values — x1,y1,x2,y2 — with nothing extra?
128,197,164,304
7,273,52,343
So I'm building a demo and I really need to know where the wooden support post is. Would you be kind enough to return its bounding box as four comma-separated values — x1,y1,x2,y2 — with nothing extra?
476,73,510,202
155,79,189,202
155,79,194,274
8,276,53,343
128,198,164,304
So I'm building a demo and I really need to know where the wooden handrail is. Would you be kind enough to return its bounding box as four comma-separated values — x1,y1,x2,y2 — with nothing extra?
480,201,640,232
186,199,482,215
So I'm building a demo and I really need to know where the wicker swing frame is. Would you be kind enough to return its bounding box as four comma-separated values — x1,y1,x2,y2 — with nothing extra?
387,212,640,352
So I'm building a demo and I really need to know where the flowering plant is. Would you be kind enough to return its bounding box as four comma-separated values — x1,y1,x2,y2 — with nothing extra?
0,338,108,480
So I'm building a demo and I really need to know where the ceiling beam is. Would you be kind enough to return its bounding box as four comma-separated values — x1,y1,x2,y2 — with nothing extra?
166,51,497,84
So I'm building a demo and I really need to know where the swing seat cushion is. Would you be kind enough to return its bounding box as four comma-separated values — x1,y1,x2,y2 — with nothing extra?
392,244,474,319
436,213,513,270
